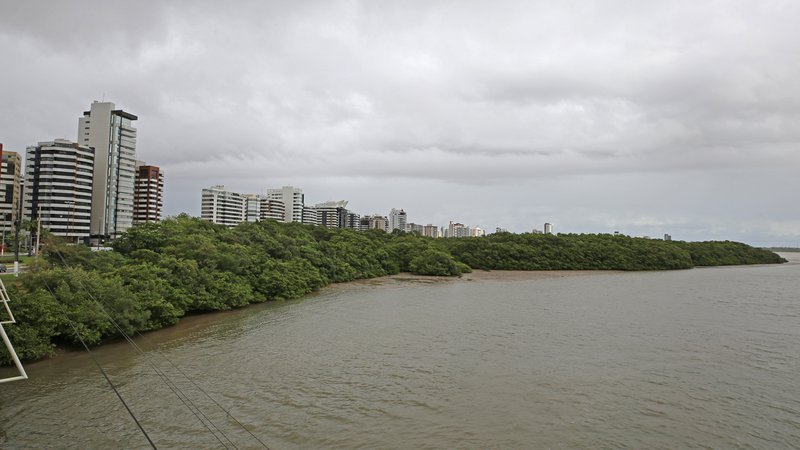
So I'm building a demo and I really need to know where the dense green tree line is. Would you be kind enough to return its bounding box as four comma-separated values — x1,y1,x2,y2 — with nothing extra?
1,216,784,365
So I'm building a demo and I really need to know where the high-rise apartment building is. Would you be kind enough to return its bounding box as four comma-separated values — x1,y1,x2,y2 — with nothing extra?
0,145,22,235
544,222,553,234
302,207,320,225
423,224,440,238
200,185,245,226
313,200,349,229
265,186,304,223
389,208,407,232
260,198,285,222
360,215,388,231
78,101,138,241
133,162,163,224
243,194,261,222
24,140,94,243
405,222,424,234
345,212,360,230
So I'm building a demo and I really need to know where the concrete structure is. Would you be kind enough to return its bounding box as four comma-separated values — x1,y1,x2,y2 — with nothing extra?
0,145,22,237
405,222,424,234
243,194,261,223
345,212,360,230
423,224,440,238
313,200,349,229
302,206,320,225
24,140,94,243
78,101,138,241
471,227,486,237
371,215,388,231
359,215,388,232
664,234,672,241
133,162,163,224
389,208,407,232
544,222,553,234
259,198,285,222
266,186,303,223
200,185,245,226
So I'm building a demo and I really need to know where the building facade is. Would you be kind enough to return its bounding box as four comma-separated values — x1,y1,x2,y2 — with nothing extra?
78,101,138,241
260,198,285,222
266,186,303,223
200,185,245,226
313,200,349,229
24,140,94,243
389,208,407,232
361,215,388,231
544,222,553,234
0,145,22,236
405,222,424,234
302,207,320,225
243,194,261,223
423,224,440,238
133,162,163,224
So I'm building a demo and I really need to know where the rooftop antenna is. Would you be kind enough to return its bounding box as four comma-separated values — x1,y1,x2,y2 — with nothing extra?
0,277,28,383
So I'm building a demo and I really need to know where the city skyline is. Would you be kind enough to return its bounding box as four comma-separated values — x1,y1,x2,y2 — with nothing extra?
2,2,800,246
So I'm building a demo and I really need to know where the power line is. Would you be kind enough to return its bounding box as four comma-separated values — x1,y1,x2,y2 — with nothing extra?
40,279,158,450
48,245,270,449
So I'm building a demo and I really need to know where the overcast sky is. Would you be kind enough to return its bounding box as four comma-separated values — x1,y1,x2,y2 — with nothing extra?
1,1,799,246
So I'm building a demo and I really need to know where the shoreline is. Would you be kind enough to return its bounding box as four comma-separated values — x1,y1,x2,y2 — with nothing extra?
317,269,623,294
6,269,620,371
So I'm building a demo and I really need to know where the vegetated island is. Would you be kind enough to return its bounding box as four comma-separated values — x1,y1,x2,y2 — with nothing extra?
1,215,786,365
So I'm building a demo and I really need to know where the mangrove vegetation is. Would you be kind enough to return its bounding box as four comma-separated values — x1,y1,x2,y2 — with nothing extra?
1,215,786,365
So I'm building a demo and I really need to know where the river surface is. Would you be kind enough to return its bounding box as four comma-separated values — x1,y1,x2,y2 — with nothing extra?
1,255,799,449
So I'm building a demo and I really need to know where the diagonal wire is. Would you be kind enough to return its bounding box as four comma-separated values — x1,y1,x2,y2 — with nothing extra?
40,279,158,450
43,249,238,450
51,246,271,448
136,331,272,449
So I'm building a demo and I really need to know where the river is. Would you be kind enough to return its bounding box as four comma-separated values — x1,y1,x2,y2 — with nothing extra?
1,255,799,449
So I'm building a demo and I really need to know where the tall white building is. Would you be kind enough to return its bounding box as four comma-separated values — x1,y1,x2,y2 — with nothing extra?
78,101,138,241
544,222,553,234
389,208,407,232
266,186,303,223
201,185,245,226
24,140,94,243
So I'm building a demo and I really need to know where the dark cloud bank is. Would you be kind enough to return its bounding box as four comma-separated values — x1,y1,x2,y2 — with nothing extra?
1,0,798,246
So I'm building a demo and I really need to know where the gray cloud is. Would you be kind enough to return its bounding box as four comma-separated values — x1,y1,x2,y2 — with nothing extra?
1,0,799,246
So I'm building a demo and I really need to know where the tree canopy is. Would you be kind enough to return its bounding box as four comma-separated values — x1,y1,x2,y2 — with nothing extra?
1,216,785,365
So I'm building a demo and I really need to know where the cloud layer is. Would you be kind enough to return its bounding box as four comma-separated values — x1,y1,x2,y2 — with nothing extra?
2,0,799,245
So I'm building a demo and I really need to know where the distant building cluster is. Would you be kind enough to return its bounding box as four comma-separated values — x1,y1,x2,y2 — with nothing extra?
200,185,490,238
1,101,164,248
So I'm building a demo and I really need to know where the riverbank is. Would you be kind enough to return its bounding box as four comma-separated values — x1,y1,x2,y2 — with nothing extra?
3,269,621,372
6,260,799,449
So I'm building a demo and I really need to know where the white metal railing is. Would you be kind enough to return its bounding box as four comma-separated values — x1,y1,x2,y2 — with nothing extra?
0,278,28,383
